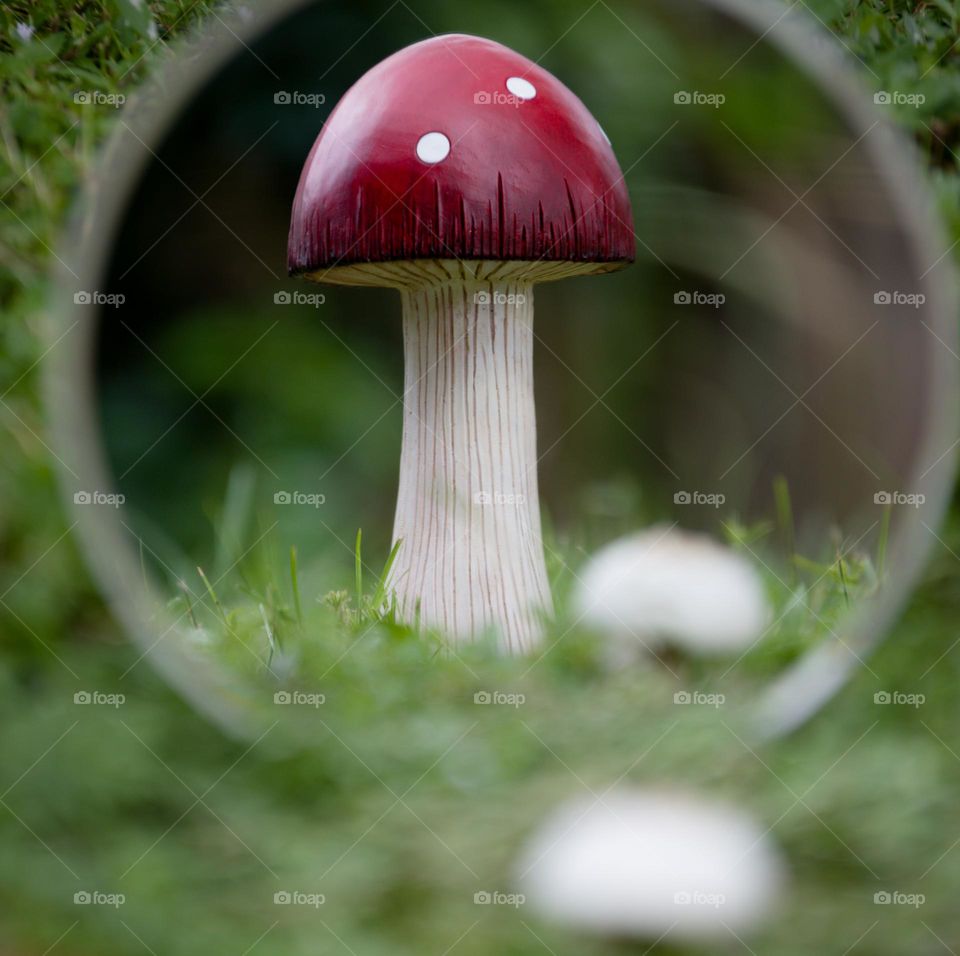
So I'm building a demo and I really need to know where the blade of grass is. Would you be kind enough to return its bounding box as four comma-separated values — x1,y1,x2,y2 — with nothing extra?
214,463,256,576
836,550,850,607
178,580,199,629
290,545,304,628
355,528,363,608
260,602,276,666
372,537,403,610
197,566,228,625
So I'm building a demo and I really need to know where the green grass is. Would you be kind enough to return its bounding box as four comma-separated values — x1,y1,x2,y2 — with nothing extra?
3,2,960,955
155,462,881,696
179,513,879,679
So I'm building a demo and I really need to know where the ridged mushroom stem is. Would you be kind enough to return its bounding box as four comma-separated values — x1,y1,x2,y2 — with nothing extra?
389,273,552,653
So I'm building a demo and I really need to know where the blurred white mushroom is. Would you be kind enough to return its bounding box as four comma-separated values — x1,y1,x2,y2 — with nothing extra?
516,787,785,942
573,527,771,660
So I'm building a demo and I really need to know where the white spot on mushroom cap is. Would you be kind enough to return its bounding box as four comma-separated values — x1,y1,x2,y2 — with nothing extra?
416,131,450,164
506,76,537,100
517,787,785,942
573,526,771,662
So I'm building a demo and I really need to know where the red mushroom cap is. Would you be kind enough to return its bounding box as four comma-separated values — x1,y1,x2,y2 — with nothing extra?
288,33,635,280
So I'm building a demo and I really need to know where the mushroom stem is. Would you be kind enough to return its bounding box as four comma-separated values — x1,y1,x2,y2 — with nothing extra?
390,271,552,652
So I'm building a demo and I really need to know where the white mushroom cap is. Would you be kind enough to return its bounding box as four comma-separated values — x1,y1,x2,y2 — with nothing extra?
516,787,785,941
573,527,772,657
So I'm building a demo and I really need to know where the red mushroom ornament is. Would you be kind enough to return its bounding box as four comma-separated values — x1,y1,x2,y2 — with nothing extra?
289,33,635,653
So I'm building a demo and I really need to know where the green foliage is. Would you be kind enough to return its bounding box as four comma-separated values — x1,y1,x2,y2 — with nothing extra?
176,473,880,690
827,0,960,150
3,2,960,955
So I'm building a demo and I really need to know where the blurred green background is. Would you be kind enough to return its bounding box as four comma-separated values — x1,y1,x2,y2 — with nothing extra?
3,1,960,954
92,0,948,651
